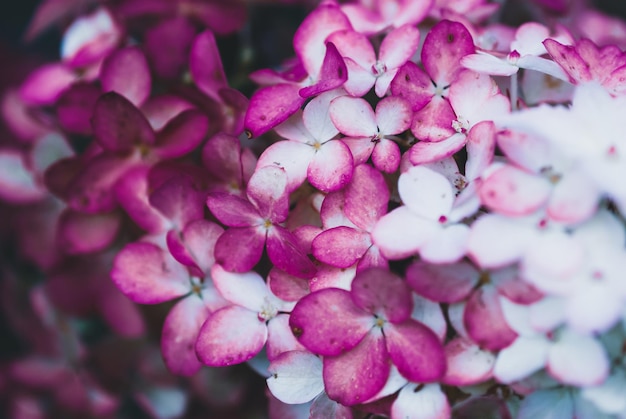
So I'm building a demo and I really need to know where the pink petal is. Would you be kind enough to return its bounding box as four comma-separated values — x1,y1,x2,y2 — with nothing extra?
351,268,413,323
421,20,475,85
190,30,227,98
247,165,289,222
110,241,190,304
465,121,496,180
390,61,434,111
480,165,551,216
384,320,447,382
149,175,206,229
213,227,265,273
391,384,451,419
543,39,591,83
154,110,209,159
410,97,457,142
409,133,467,165
329,96,377,137
256,141,314,193
547,332,609,386
56,82,101,135
371,207,439,260
211,264,275,311
100,46,151,107
91,92,155,152
399,166,455,220
268,268,310,302
312,227,371,269
308,140,354,193
266,350,324,404
323,329,390,406
327,29,376,70
161,296,210,376
168,220,223,274
244,83,305,138
343,57,376,97
289,288,373,357
57,209,120,254
547,170,599,224
202,132,255,186
207,192,262,227
19,63,76,105
344,164,389,231
442,337,495,386
375,96,412,135
464,285,518,351
144,17,195,80
196,305,268,366
379,24,420,70
406,260,479,303
141,95,195,131
267,226,317,279
298,42,347,98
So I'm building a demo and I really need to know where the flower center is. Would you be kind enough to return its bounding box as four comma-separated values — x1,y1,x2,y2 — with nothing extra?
372,60,387,77
258,298,278,322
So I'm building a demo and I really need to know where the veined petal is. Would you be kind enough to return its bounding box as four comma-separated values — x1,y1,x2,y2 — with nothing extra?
312,226,371,269
267,226,317,279
391,384,451,419
351,268,413,323
308,140,354,193
409,133,467,165
196,305,267,366
247,165,289,222
244,84,305,138
214,227,265,273
323,329,390,406
266,350,324,404
289,288,372,357
330,96,377,137
100,46,151,107
344,164,389,231
206,192,262,227
211,264,275,311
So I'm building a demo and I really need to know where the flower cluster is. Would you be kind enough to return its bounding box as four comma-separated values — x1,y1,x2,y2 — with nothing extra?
2,0,626,417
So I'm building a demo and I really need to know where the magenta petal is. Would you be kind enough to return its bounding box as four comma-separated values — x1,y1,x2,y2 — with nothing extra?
543,39,591,83
100,46,151,107
56,82,101,135
308,140,354,193
267,226,317,279
110,241,190,304
406,260,479,303
410,97,457,142
190,30,227,98
19,63,76,105
161,296,210,376
312,226,371,269
153,109,209,159
91,92,155,152
421,20,475,85
390,61,435,111
344,164,389,231
384,320,447,382
351,268,413,323
371,139,401,173
145,17,195,80
299,42,348,98
247,165,289,222
464,285,517,351
244,84,305,138
149,176,206,229
207,192,262,227
289,288,373,357
379,24,420,70
323,329,390,406
409,133,467,165
57,209,121,254
196,305,267,366
202,133,253,185
268,268,310,302
214,227,265,273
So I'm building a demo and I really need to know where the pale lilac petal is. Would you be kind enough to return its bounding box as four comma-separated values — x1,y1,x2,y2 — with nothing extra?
496,129,553,172
247,165,289,222
289,288,373,357
464,285,518,350
323,329,390,406
211,264,275,311
351,268,413,323
161,296,209,376
343,58,376,96
409,133,467,165
399,166,455,220
329,96,377,137
257,141,315,191
443,337,495,386
419,224,470,264
110,241,190,304
371,207,439,260
310,392,353,418
273,109,314,143
547,331,609,386
344,163,389,231
374,68,397,98
266,350,324,404
516,55,569,80
493,336,550,384
375,96,412,135
406,260,479,303
448,302,468,338
384,320,446,382
244,84,305,138
582,370,626,414
379,24,420,70
312,227,371,269
57,209,120,254
391,384,451,419
449,70,510,124
267,226,317,279
308,140,354,193
566,282,622,334
196,305,267,366
206,192,262,227
100,46,151,107
214,227,265,273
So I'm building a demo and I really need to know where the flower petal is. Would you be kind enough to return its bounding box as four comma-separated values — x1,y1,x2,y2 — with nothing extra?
266,350,324,404
391,384,451,419
100,46,151,107
406,260,479,303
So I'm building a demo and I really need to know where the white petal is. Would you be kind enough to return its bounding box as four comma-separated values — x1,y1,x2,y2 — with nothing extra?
391,384,450,419
398,166,454,220
548,331,609,386
266,351,324,404
494,336,550,383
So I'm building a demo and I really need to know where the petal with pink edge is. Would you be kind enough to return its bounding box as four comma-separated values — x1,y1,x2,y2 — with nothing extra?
150,176,206,230
110,241,190,304
442,337,495,386
244,83,305,138
207,192,262,227
375,96,412,135
493,336,550,384
100,47,151,107
308,140,354,193
161,295,210,376
547,170,599,224
266,314,305,361
464,285,518,351
465,121,496,180
330,96,377,137
344,164,389,231
256,141,313,193
409,133,467,165
214,226,265,273
323,329,390,406
372,139,401,173
327,29,375,71
289,288,373,357
268,267,310,302
196,305,267,366
543,39,591,83
421,20,475,85
406,260,479,303
266,350,324,404
302,89,342,142
312,227,371,269
91,92,155,152
390,61,434,111
547,331,609,386
410,97,457,142
299,43,348,98
154,110,209,159
371,207,439,260
351,268,412,323
391,384,451,419
247,165,289,223
384,320,446,382
211,264,275,311
267,226,317,279
380,24,420,70
399,166,454,220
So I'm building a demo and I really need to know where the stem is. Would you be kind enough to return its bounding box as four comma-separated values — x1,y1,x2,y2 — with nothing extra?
510,71,519,111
